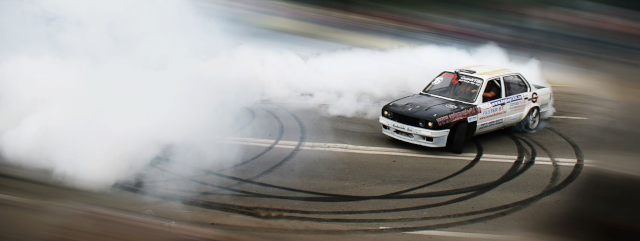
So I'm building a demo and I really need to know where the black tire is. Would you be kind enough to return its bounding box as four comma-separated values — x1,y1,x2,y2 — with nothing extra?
446,122,467,154
521,108,540,131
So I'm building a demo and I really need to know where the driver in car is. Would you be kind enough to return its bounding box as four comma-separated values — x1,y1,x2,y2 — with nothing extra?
482,80,501,102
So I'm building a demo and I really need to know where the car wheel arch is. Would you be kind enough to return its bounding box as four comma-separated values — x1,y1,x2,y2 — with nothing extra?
521,106,541,131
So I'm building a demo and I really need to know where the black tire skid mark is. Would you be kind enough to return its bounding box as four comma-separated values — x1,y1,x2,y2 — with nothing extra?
238,136,538,222
228,107,307,186
114,106,287,207
118,138,483,215
215,107,285,172
130,106,305,198
141,107,283,185
138,139,484,201
521,136,561,189
152,106,306,194
202,139,484,199
185,135,536,223
139,136,532,218
118,132,528,220
205,128,581,234
137,134,526,202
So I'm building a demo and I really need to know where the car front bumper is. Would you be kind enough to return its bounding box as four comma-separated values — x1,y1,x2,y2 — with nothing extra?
379,116,450,148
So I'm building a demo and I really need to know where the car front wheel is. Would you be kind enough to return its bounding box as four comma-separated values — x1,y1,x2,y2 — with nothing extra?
446,122,467,154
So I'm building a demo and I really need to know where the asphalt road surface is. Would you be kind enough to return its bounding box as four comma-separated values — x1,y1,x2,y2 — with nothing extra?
0,84,624,241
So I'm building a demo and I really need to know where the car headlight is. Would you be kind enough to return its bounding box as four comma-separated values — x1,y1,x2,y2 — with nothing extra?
383,110,394,119
428,121,434,128
418,119,426,128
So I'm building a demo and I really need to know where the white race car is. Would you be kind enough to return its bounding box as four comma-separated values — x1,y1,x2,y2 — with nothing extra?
379,65,552,153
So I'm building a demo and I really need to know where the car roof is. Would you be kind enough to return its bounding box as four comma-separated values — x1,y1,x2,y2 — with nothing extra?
454,65,517,80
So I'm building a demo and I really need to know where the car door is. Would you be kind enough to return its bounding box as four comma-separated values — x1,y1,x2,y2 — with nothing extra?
502,74,530,125
475,78,509,134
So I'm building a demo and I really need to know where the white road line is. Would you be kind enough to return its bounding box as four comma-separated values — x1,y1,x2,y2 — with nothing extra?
404,230,518,240
225,137,584,167
548,116,589,120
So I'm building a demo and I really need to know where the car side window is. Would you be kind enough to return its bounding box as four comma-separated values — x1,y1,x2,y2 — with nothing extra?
503,75,529,96
482,78,502,103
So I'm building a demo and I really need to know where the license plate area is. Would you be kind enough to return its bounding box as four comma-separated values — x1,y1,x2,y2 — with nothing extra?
394,129,414,138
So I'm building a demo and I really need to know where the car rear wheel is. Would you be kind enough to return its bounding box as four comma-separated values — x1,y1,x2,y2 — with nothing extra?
521,108,540,131
446,123,467,154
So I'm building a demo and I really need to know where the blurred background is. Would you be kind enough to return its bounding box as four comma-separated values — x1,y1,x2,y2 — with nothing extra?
202,0,640,176
1,0,640,240
217,0,640,64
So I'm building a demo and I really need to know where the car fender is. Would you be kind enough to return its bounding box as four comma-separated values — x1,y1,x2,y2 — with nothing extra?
446,117,478,139
522,96,541,120
529,87,552,113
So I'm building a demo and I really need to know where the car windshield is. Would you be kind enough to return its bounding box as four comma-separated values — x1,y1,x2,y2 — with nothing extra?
422,71,483,103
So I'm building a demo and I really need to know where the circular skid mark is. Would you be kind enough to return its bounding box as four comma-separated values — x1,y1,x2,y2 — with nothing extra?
139,138,487,202
204,128,581,234
216,107,285,173
143,106,305,191
121,134,533,218
117,104,583,234
141,107,283,185
228,106,307,186
137,134,529,202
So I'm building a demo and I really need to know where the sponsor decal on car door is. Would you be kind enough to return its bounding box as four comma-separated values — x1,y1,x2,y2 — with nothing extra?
505,93,528,124
476,96,519,133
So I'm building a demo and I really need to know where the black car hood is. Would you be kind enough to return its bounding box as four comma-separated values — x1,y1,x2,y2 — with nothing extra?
384,94,474,121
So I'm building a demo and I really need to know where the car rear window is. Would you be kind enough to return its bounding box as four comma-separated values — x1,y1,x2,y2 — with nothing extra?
503,75,529,96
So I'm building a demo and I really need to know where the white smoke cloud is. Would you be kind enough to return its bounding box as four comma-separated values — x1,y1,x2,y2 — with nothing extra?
0,0,550,189
228,44,548,118
0,0,248,189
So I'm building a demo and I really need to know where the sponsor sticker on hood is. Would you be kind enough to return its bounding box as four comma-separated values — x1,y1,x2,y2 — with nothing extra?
436,106,482,126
